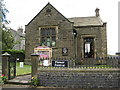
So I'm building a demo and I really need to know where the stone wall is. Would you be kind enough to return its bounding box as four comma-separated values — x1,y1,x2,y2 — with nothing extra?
38,70,119,88
25,3,107,65
75,24,107,59
25,3,74,62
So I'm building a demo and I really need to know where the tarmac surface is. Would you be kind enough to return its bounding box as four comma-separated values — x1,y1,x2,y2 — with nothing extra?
0,84,120,90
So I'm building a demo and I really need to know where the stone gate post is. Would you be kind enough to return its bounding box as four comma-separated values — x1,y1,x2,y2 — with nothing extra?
2,52,11,80
31,53,39,78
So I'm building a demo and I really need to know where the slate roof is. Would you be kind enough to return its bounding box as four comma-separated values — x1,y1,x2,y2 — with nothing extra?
68,16,104,27
10,29,25,37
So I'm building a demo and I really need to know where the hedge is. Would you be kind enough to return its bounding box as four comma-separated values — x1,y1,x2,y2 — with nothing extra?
2,49,25,54
2,49,25,62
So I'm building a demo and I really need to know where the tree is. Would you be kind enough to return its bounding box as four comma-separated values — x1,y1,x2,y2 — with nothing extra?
2,29,14,50
0,0,14,50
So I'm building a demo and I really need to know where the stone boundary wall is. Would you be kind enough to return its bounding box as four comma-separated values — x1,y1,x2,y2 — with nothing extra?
38,70,119,88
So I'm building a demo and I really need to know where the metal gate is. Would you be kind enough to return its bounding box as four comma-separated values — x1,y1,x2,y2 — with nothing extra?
8,57,16,80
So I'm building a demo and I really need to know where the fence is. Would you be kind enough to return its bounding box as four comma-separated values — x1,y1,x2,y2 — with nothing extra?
31,55,120,88
38,57,120,69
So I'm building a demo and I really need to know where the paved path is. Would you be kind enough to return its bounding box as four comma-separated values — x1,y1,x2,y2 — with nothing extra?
7,74,31,84
0,84,30,88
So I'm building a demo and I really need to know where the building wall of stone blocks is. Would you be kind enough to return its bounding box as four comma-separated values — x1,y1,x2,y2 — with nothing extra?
75,23,107,59
25,3,107,65
38,70,119,88
25,4,75,64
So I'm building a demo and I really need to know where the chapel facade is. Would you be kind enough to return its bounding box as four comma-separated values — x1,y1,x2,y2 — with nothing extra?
25,3,107,64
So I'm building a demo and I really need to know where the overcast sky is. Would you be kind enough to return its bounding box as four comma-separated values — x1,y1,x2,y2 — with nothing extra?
4,0,119,55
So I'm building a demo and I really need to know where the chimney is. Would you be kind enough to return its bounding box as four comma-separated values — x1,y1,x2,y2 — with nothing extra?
18,26,23,34
95,8,100,17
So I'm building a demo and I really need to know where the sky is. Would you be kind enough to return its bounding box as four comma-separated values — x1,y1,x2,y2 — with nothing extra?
4,0,119,55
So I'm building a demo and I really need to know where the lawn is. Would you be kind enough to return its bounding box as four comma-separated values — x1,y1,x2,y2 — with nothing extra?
16,62,31,76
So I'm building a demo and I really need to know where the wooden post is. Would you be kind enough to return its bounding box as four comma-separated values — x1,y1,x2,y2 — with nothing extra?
2,52,11,80
31,53,39,78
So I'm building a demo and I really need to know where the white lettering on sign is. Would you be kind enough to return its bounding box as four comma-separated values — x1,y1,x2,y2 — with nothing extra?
55,61,65,64
52,60,68,67
55,64,65,67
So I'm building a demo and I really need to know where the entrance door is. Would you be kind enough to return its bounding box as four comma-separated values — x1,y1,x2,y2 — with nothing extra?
8,57,16,80
84,37,94,58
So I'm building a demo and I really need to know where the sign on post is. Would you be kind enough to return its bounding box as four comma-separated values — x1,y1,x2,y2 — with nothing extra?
20,62,24,68
34,46,52,66
43,60,49,66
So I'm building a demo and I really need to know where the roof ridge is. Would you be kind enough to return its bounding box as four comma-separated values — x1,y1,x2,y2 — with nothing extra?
97,16,103,24
68,16,96,19
68,16,104,26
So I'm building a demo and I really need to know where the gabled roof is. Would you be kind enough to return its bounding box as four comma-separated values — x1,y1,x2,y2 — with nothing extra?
26,3,105,27
10,29,25,37
26,3,71,26
68,16,104,27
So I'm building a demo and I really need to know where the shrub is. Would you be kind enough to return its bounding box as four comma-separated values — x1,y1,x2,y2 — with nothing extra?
2,49,25,54
0,75,7,84
31,77,39,87
2,49,25,62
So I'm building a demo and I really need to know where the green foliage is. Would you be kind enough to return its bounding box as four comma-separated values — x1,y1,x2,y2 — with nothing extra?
2,49,25,54
0,0,9,25
0,74,7,84
2,49,25,62
0,0,14,50
31,77,39,86
0,41,2,49
75,59,84,65
2,29,15,50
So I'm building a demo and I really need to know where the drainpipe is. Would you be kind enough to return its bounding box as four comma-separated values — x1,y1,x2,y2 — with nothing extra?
73,29,77,59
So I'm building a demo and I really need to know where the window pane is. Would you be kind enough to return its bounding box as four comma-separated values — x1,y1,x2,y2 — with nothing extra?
47,42,50,47
85,43,90,53
52,36,56,46
41,37,46,46
51,28,56,35
84,38,93,43
47,37,50,41
41,29,45,36
45,30,50,36
46,37,50,47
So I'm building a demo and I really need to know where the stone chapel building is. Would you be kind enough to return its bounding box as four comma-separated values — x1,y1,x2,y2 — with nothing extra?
25,3,107,64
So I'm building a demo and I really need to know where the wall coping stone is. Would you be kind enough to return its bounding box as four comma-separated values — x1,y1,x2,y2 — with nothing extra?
38,68,119,72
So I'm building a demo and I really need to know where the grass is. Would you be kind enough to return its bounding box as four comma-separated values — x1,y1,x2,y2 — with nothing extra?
16,62,31,76
39,65,113,69
15,62,113,75
81,65,113,69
